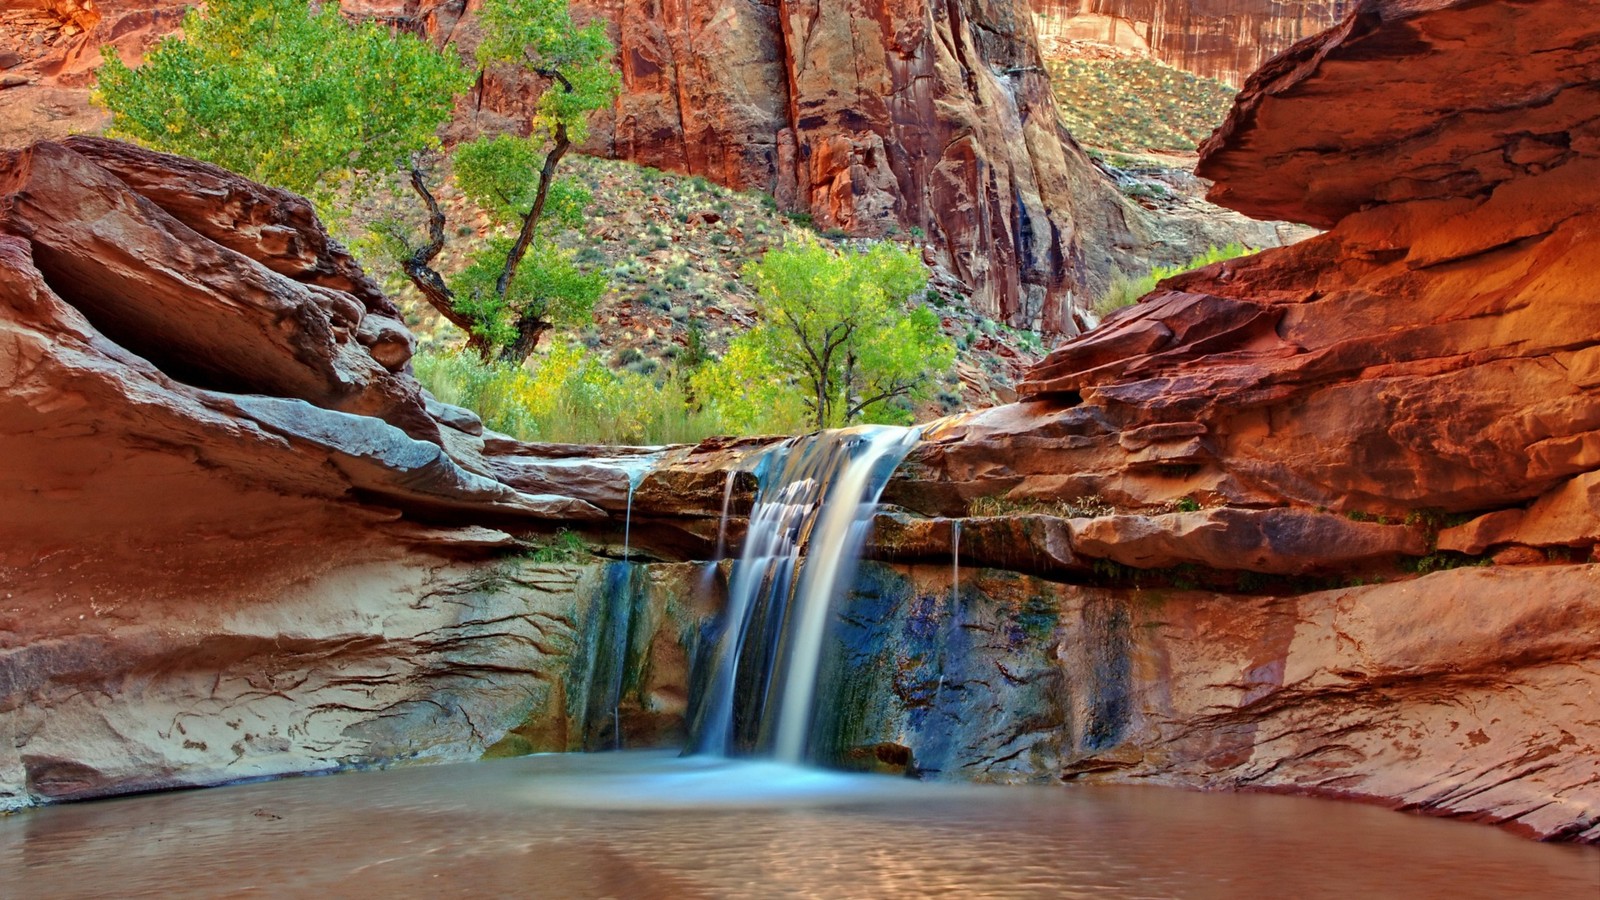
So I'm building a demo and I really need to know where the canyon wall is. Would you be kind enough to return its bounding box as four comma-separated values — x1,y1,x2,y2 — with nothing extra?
4,0,1170,331
844,0,1600,840
1030,0,1350,86
470,0,1147,332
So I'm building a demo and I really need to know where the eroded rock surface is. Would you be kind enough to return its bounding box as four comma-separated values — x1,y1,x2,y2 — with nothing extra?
850,0,1600,841
0,137,735,811
896,0,1600,555
829,563,1600,842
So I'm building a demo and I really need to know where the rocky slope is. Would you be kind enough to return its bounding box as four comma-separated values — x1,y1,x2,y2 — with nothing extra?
463,0,1152,332
1031,0,1350,86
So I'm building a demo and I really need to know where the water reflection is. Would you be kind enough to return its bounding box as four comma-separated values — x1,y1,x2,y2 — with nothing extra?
3,752,1596,899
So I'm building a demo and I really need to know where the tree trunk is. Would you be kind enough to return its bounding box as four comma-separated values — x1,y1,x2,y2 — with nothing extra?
401,167,488,357
491,67,579,365
499,316,551,365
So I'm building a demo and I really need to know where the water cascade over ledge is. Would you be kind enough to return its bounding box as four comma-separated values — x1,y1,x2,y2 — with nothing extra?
689,426,922,762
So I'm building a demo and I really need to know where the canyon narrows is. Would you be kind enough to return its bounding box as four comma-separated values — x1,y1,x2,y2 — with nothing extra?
1,0,1598,859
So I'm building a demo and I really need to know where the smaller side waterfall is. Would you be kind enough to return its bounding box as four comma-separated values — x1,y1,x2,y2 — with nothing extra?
689,426,920,763
951,518,961,607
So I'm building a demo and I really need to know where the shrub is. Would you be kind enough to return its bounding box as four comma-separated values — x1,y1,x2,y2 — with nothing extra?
416,344,799,445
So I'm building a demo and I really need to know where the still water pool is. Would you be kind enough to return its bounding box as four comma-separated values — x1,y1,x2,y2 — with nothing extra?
4,751,1596,898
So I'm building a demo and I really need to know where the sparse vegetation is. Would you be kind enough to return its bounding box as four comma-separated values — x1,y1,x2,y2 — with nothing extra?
528,529,589,563
968,494,1117,519
1046,56,1236,153
1092,243,1253,321
1404,552,1493,575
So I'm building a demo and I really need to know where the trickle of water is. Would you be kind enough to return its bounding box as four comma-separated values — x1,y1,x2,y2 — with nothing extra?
951,518,961,608
622,480,636,561
689,425,921,762
714,468,737,561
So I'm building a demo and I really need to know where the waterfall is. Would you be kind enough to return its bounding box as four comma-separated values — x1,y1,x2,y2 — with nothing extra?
689,425,921,763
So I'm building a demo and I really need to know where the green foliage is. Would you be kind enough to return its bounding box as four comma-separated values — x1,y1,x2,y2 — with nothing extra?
967,494,1116,518
454,134,592,228
528,529,588,563
94,0,470,199
475,0,619,143
1404,552,1493,575
688,340,811,435
738,240,955,428
1092,243,1254,321
448,237,603,346
414,345,801,445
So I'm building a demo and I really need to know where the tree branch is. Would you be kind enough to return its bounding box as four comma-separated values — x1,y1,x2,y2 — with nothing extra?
492,66,578,360
402,167,496,359
847,380,916,420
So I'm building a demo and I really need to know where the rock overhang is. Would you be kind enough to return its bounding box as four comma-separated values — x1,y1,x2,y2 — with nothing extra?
1196,0,1600,228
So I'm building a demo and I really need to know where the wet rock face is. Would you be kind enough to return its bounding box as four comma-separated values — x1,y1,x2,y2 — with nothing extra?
1030,0,1350,87
0,554,710,809
826,563,1600,843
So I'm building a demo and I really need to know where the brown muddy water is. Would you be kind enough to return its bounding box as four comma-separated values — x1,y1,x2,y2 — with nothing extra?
3,751,1596,898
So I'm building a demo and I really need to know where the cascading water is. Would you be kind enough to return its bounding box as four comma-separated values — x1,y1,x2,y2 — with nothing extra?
688,425,921,763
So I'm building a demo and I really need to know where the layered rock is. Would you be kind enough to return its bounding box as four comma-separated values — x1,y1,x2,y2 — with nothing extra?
827,563,1600,842
902,0,1600,543
0,136,736,810
842,0,1600,841
1031,0,1350,86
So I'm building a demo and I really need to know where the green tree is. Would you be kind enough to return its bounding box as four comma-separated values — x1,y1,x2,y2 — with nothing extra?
94,0,470,200
713,240,954,429
95,0,619,364
394,0,620,361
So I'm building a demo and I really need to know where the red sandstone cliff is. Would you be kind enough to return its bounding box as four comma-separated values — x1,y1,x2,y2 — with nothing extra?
1030,0,1349,86
3,0,1240,333
467,0,1148,332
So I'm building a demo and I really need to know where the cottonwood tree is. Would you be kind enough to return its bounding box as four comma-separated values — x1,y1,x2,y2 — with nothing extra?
97,0,619,363
96,0,470,199
697,240,954,429
388,0,619,361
